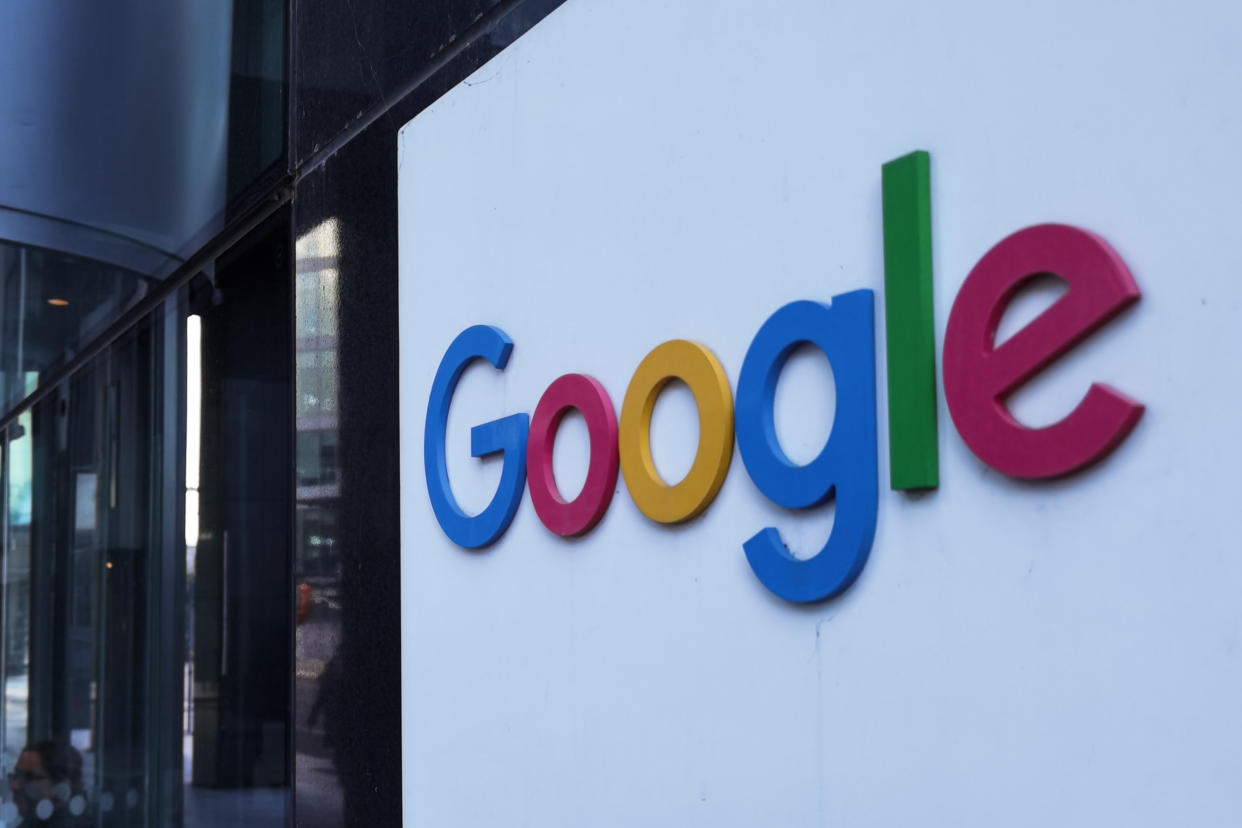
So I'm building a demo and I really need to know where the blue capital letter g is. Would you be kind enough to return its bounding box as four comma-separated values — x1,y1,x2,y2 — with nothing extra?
424,325,530,548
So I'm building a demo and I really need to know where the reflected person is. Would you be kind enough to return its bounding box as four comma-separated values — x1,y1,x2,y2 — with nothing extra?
7,740,90,826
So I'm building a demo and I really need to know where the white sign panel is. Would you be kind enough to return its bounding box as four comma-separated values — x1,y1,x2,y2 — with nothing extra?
398,1,1242,824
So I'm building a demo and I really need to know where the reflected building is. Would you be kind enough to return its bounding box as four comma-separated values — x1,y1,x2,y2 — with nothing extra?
293,220,342,828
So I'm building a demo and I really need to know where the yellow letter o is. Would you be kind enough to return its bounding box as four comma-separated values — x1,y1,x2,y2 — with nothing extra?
618,340,734,524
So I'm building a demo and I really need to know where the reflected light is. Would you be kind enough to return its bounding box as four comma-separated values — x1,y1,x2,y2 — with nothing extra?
47,298,69,307
295,217,340,261
186,314,202,548
295,218,340,341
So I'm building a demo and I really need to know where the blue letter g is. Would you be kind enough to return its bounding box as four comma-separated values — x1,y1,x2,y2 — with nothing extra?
424,325,530,548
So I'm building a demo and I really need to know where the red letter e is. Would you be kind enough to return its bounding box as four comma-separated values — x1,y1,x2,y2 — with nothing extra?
944,223,1143,479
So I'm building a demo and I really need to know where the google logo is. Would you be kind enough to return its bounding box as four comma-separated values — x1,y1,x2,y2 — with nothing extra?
423,151,1144,604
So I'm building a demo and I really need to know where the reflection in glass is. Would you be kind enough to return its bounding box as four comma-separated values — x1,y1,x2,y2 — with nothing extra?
0,237,294,826
188,214,292,826
0,330,166,826
3,413,32,774
0,242,149,414
294,219,344,827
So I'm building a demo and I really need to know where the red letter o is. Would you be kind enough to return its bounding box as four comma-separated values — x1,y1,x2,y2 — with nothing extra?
526,374,620,536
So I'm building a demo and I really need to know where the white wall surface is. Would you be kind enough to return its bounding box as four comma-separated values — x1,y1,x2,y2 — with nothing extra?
398,1,1242,825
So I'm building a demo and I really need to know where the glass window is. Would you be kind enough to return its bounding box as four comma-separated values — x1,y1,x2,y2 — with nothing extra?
0,214,293,828
0,243,149,413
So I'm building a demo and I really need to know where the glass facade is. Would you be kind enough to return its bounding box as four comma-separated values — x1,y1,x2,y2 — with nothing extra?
0,244,149,414
0,218,294,827
1,301,190,826
0,0,564,824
